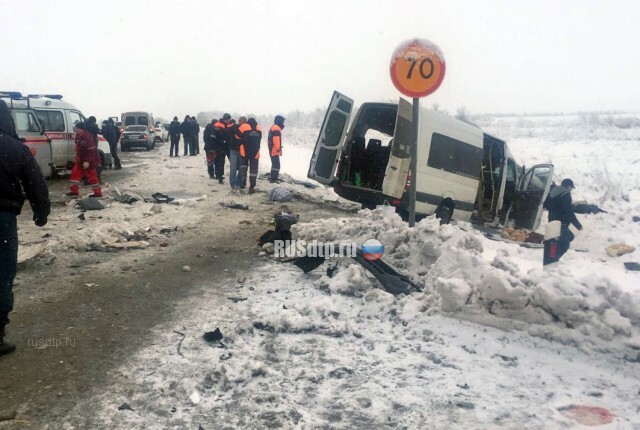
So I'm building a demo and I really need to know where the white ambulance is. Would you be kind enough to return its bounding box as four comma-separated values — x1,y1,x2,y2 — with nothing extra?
308,91,554,230
27,94,112,177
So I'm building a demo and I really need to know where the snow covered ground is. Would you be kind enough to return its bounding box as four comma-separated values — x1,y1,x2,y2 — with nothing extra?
48,113,640,429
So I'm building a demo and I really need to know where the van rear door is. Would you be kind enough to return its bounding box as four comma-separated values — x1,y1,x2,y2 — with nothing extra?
510,164,554,230
307,91,353,184
382,98,412,198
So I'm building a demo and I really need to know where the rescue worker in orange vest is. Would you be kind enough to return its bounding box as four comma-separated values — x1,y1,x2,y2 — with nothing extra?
66,122,102,197
239,117,262,194
229,116,247,189
212,113,232,184
268,115,285,182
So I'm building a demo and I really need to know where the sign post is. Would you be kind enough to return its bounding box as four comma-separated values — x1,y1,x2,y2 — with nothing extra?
390,39,446,227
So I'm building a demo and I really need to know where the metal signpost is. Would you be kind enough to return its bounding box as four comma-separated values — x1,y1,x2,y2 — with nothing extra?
390,39,446,227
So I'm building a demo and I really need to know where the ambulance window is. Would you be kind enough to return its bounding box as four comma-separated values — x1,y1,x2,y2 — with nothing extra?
12,111,41,133
68,111,83,130
36,110,65,131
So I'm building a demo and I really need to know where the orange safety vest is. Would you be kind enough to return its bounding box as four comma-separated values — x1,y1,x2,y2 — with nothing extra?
268,124,282,157
238,122,262,159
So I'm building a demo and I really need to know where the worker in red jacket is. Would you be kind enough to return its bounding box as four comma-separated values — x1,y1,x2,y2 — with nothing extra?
268,115,285,182
67,122,102,197
239,117,262,194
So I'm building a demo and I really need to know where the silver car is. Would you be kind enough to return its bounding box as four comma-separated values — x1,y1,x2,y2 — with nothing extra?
120,125,155,151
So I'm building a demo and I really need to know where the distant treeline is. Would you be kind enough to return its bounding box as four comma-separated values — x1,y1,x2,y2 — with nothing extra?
195,109,327,128
193,107,640,129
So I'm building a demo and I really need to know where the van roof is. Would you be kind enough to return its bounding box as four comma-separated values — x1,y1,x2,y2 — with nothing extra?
123,111,152,115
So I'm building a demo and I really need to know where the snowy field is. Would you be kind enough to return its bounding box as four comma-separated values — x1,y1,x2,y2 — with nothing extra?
50,113,640,429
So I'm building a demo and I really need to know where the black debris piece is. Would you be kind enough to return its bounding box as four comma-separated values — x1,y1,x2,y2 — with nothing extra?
253,322,275,332
624,262,640,271
203,328,223,342
118,403,133,411
573,203,607,214
258,229,292,246
633,216,640,223
77,213,85,221
151,192,174,203
220,202,249,210
75,198,105,211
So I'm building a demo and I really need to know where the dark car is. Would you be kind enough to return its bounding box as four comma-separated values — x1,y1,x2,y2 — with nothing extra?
121,125,155,151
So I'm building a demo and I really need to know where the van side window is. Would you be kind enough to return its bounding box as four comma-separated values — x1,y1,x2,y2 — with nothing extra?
427,133,483,179
324,111,347,147
36,110,65,131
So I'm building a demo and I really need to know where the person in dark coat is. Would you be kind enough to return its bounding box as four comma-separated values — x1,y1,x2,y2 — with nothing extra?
180,115,191,156
169,116,181,157
546,178,582,258
203,119,217,178
85,116,103,179
106,118,122,169
102,119,121,170
190,116,200,156
0,100,51,355
211,114,232,183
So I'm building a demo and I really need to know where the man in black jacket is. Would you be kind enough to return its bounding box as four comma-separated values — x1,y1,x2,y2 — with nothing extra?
102,120,121,170
169,116,181,157
203,119,217,178
545,178,582,259
190,116,200,156
106,118,122,170
0,100,51,356
180,115,191,156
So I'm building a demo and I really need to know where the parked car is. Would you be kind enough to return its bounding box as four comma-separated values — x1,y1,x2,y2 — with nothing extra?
153,122,168,142
122,111,156,141
1,92,112,177
308,91,554,230
121,125,154,151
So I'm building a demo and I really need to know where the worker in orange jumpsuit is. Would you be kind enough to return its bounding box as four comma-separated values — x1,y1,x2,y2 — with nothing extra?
238,117,262,194
268,115,285,182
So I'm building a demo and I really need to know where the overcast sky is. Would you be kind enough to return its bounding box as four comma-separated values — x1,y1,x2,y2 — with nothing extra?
1,0,638,120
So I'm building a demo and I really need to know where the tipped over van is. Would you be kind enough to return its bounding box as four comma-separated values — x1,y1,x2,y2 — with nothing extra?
308,91,554,230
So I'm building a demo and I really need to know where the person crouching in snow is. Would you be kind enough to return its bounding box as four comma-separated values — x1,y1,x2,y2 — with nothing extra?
67,122,102,197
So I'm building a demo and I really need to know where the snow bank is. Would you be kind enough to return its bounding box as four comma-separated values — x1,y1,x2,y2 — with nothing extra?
294,209,640,359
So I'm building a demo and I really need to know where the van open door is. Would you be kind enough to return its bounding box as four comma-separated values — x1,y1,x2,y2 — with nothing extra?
382,98,412,198
510,164,554,230
307,91,353,184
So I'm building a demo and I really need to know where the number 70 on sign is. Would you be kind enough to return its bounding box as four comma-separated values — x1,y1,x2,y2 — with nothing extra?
390,38,446,99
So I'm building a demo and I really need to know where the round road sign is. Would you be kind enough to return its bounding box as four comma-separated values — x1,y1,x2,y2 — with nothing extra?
390,38,446,98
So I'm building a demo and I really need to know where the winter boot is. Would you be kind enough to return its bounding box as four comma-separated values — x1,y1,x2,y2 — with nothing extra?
0,325,16,356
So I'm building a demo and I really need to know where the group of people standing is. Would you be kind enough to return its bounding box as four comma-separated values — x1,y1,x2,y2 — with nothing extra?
168,113,285,194
168,115,200,157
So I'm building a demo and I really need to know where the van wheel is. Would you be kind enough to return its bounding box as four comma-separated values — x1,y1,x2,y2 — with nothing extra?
435,199,454,225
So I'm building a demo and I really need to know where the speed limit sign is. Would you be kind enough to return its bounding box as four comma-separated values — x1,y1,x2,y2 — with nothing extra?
390,38,445,98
